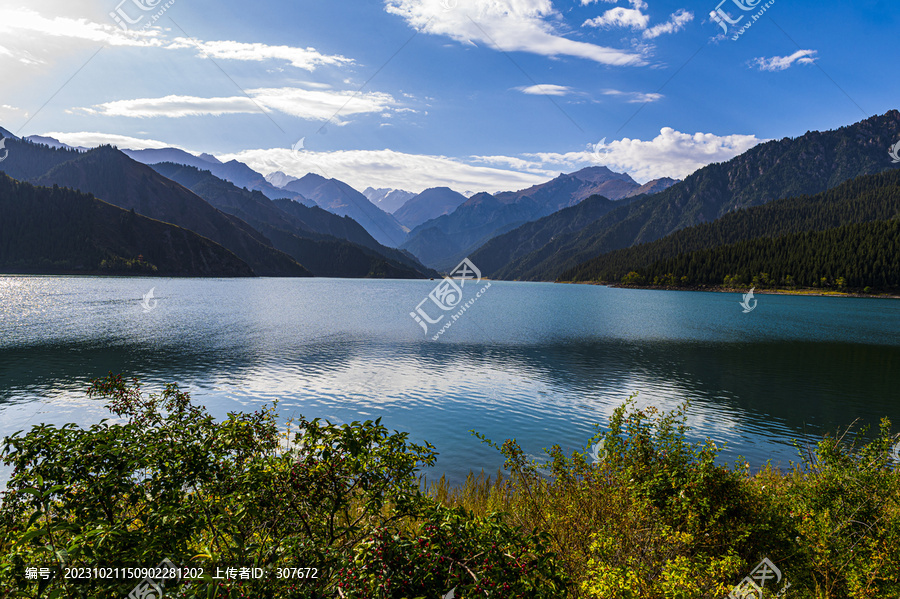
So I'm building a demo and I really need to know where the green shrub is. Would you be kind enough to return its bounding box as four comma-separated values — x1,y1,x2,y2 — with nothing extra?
3,378,899,599
335,504,567,598
784,420,900,598
0,374,569,598
458,399,900,598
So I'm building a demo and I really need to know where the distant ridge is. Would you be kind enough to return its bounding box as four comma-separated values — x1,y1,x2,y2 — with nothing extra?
363,187,417,213
123,148,310,205
151,162,434,278
393,187,468,228
284,174,408,247
401,166,677,270
266,171,299,188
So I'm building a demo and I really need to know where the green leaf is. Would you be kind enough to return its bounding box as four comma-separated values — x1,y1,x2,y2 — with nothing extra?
26,510,43,529
19,528,48,543
18,487,42,498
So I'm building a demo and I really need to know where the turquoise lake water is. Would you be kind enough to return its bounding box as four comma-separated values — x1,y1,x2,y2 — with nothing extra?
1,276,899,483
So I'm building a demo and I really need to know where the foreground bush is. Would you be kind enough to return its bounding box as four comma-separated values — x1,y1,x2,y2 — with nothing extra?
0,375,563,598
334,505,566,598
432,399,900,598
1,378,899,598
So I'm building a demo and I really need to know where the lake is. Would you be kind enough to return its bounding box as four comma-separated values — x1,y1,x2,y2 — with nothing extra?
1,275,899,484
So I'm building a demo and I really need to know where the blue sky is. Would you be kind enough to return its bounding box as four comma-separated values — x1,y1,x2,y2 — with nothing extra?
0,0,896,192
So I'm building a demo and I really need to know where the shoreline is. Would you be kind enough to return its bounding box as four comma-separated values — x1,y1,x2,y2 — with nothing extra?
559,280,900,300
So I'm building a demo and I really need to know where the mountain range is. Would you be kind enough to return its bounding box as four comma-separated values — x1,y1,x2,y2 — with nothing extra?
0,137,435,278
393,187,469,228
150,162,432,278
265,171,299,189
31,144,309,276
122,147,312,207
4,110,897,284
0,173,255,277
491,110,900,281
468,194,623,278
279,174,409,247
363,187,417,213
400,166,678,270
7,135,680,271
24,135,90,152
560,169,900,289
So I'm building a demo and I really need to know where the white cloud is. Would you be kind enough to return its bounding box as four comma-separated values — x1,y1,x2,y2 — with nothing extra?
0,103,25,115
76,87,400,123
583,2,693,39
167,39,353,71
470,154,549,172
0,8,351,72
79,95,260,118
516,84,574,96
0,103,27,128
751,50,818,72
603,89,662,103
0,7,164,48
584,7,649,30
220,147,549,194
249,88,397,122
40,127,763,194
476,127,764,182
40,131,187,150
580,0,646,5
643,9,694,39
384,0,644,66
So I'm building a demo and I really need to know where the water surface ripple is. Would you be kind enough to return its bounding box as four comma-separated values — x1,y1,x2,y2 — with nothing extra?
2,276,899,484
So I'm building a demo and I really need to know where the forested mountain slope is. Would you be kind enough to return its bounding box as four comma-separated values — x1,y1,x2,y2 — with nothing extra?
561,169,900,285
0,174,254,277
496,110,900,281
